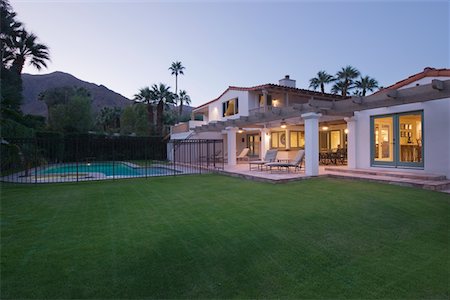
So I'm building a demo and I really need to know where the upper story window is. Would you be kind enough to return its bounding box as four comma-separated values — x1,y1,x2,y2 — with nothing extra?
259,94,272,107
222,98,239,117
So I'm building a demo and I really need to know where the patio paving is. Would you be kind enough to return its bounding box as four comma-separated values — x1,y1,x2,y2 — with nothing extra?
220,163,450,191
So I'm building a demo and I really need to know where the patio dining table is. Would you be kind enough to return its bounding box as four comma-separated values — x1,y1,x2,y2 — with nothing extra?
319,149,347,165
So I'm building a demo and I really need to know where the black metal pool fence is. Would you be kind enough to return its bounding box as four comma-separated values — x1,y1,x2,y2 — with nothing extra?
0,136,224,183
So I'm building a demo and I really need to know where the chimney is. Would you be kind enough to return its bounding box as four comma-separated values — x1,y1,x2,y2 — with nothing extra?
279,75,296,88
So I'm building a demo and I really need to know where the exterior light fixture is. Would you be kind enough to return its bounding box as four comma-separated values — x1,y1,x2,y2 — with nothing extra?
238,128,244,133
322,126,329,131
344,128,349,134
280,120,287,129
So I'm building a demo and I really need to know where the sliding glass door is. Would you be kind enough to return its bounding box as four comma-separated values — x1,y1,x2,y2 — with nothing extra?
371,111,423,168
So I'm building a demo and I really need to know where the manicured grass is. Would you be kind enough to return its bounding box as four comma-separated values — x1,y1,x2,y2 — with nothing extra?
1,175,449,299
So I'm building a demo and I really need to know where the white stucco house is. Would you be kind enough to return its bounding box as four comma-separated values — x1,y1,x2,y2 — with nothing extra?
171,68,450,179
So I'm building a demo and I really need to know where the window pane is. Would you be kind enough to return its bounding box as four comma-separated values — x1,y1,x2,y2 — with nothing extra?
399,113,422,163
373,116,394,162
330,130,341,149
271,132,279,148
290,132,298,148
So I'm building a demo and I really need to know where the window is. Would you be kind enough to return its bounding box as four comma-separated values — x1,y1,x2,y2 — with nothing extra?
290,131,304,148
222,98,239,117
259,94,272,107
271,131,286,149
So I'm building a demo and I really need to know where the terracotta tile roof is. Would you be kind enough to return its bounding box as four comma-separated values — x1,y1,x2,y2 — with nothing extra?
375,67,450,94
193,83,345,112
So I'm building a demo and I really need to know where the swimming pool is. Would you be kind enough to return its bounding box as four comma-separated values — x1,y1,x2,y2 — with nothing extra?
41,162,176,177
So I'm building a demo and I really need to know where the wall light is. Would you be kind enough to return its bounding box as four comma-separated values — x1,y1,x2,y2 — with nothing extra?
238,128,244,133
344,128,349,134
322,126,329,131
280,120,287,129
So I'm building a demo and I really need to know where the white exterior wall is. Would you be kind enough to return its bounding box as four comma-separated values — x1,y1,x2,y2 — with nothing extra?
207,90,250,122
354,98,450,178
398,77,447,89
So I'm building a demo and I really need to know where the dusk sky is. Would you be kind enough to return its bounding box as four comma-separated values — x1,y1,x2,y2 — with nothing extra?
12,0,449,107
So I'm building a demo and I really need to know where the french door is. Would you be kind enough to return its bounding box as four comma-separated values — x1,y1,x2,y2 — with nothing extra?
371,111,423,168
247,134,260,157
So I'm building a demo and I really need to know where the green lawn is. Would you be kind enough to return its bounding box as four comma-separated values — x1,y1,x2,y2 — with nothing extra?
1,175,449,299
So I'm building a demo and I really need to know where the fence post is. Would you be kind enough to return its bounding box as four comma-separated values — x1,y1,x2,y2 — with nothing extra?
34,138,37,184
198,140,201,175
76,137,79,182
112,137,115,180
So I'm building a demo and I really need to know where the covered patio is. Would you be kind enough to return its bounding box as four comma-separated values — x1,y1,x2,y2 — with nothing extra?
193,79,450,177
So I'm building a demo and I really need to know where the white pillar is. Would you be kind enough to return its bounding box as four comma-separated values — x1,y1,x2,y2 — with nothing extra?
260,128,270,159
345,116,357,169
302,112,321,176
285,129,290,149
262,89,268,113
227,127,238,166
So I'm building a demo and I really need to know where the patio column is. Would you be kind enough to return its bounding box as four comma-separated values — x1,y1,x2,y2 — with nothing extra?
260,128,270,159
285,129,290,149
345,116,357,169
302,112,321,176
227,127,238,166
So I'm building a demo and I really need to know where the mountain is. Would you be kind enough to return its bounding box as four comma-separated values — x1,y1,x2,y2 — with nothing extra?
21,71,132,116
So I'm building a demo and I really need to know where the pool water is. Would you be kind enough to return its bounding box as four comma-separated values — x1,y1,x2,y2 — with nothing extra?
41,162,174,177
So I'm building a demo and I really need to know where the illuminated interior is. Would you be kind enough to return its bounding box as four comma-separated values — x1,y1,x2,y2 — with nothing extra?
373,116,394,162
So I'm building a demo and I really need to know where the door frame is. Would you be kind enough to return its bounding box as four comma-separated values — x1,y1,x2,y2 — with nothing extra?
370,110,424,168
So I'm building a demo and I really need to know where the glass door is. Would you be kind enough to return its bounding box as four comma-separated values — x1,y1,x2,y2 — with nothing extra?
371,111,423,168
247,134,260,157
372,116,395,165
397,112,423,167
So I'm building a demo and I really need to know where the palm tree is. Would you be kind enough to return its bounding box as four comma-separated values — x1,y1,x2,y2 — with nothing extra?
331,81,346,96
150,83,176,135
309,71,335,93
178,90,191,116
354,76,379,96
8,29,50,75
1,0,22,67
134,87,156,135
335,65,360,97
169,61,185,97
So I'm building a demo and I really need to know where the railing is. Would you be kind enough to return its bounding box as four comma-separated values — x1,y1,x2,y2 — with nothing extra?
1,136,223,183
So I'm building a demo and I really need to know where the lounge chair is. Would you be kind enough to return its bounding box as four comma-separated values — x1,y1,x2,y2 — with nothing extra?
249,149,278,170
265,150,305,173
237,148,250,162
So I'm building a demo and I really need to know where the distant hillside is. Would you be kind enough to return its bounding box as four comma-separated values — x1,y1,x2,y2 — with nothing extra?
21,71,132,116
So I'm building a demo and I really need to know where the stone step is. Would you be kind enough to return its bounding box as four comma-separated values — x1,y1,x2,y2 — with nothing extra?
324,167,447,181
325,171,450,191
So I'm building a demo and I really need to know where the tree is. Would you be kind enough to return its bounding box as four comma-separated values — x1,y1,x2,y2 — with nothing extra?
354,76,379,96
331,80,346,96
177,89,191,116
1,0,22,66
7,29,50,75
169,61,185,97
133,87,156,135
309,71,335,93
39,86,93,133
96,107,122,133
120,103,149,136
0,0,50,114
335,65,360,97
150,83,175,136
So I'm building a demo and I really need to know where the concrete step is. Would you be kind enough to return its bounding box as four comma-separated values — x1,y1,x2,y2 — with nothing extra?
325,171,450,191
324,167,447,181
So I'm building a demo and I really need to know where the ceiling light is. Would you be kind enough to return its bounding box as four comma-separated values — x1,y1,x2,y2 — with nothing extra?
280,120,287,129
322,126,329,131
